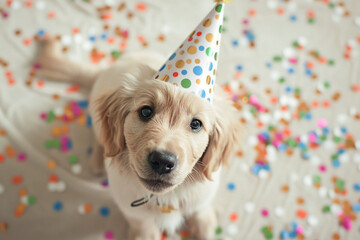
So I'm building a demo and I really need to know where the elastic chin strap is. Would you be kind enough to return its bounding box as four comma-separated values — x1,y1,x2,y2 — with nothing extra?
130,194,154,207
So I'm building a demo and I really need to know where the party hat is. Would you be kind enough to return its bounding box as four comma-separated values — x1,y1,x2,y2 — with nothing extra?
153,1,226,103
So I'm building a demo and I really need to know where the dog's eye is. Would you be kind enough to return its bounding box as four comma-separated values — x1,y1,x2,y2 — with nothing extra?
138,106,153,121
190,119,202,132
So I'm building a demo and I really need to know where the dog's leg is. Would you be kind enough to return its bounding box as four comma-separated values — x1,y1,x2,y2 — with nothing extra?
127,217,161,240
89,138,105,175
186,205,217,240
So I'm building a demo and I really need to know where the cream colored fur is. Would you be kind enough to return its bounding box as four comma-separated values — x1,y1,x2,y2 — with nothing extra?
37,39,242,240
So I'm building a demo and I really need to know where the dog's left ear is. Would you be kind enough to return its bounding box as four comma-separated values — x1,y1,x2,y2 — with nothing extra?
201,88,242,180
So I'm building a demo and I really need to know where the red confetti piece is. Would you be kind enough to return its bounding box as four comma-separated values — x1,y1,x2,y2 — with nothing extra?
12,175,23,185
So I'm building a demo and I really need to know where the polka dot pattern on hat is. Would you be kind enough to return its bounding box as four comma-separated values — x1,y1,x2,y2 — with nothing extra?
153,3,225,103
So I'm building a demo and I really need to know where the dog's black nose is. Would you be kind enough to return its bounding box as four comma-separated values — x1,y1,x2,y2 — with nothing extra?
148,150,177,175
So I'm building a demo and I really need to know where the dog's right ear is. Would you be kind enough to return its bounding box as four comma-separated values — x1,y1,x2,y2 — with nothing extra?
95,89,131,157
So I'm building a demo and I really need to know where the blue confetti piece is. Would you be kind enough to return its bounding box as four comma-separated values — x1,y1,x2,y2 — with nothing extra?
354,183,360,192
290,15,297,22
78,100,88,108
301,151,310,160
352,203,360,212
67,139,72,149
87,115,92,127
89,36,96,42
38,29,45,36
280,230,289,239
232,40,239,46
332,159,341,168
323,127,330,135
341,127,347,134
305,69,312,76
100,206,110,217
305,113,312,120
288,68,295,74
236,65,243,71
266,62,272,68
298,142,307,150
53,201,63,211
263,164,271,171
87,147,92,155
285,86,292,93
278,144,287,151
227,182,236,191
251,164,261,175
101,33,107,40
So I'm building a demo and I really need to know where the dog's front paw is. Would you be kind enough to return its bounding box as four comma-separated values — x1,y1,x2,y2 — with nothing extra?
128,222,161,240
186,206,217,240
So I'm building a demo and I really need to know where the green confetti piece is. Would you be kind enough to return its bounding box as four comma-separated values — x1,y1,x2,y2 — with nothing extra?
331,154,339,160
273,56,282,62
69,155,78,165
335,179,345,191
329,3,335,8
308,18,315,24
299,112,306,119
293,41,299,48
279,77,285,83
294,87,301,95
333,136,342,143
313,175,321,183
27,195,36,205
111,51,121,59
328,59,335,66
216,226,222,235
45,139,61,149
46,110,55,123
322,205,330,213
324,82,331,88
287,138,297,147
320,135,327,141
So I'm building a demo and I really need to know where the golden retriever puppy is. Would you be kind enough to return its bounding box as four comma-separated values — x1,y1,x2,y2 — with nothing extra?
37,39,241,240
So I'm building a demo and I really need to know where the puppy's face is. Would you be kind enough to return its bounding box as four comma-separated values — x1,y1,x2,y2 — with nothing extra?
123,81,215,193
96,65,241,194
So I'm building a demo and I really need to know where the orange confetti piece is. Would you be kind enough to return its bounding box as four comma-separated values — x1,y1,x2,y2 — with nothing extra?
66,84,80,93
277,8,284,15
48,11,56,19
107,36,115,44
249,9,256,16
18,188,28,197
0,129,6,136
322,100,330,108
23,38,32,46
47,160,56,170
296,209,307,219
230,212,238,222
72,27,80,34
36,80,44,88
0,222,7,232
136,3,147,11
84,203,93,213
14,202,26,217
5,145,16,158
25,0,33,7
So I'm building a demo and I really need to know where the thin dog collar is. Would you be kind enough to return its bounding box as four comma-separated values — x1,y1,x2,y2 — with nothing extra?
130,194,154,207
